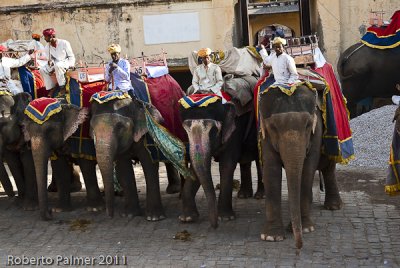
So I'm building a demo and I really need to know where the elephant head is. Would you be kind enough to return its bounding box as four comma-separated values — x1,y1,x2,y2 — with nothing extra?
23,102,88,220
258,85,321,249
179,100,236,228
90,97,163,217
337,43,400,116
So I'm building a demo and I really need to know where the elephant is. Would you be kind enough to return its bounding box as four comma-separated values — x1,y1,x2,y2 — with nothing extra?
0,91,37,209
23,100,103,220
337,43,400,117
90,95,180,220
178,97,262,228
258,84,343,249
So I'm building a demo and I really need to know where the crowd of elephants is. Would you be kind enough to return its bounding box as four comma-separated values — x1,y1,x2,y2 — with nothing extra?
1,40,396,249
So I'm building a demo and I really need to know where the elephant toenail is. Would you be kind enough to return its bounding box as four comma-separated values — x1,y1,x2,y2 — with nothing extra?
261,234,266,240
146,216,152,221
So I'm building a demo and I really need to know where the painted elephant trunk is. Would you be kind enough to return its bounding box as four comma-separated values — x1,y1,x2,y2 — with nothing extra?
280,137,306,249
188,123,218,228
93,123,117,218
30,136,51,220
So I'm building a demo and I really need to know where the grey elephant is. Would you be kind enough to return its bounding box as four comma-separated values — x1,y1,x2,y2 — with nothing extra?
178,95,262,228
90,93,179,220
0,91,37,208
23,98,103,220
258,84,343,249
337,43,400,117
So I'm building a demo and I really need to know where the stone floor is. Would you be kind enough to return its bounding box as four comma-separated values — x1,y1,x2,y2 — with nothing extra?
0,162,398,267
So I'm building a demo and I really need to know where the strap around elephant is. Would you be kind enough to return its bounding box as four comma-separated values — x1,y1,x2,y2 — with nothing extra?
24,97,62,124
90,90,131,104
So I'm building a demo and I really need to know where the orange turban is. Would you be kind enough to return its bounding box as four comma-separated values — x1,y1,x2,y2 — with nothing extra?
198,48,212,58
32,33,41,39
42,28,56,37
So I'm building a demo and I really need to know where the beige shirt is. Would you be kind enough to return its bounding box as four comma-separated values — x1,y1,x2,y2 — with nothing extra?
260,49,300,85
192,62,223,93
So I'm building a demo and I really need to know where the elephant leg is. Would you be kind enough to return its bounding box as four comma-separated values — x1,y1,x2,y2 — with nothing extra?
237,162,253,199
300,158,319,233
179,174,200,223
115,158,141,217
19,149,38,211
4,151,24,198
254,160,265,199
47,163,81,193
217,157,237,221
0,162,15,197
261,141,284,242
77,159,103,212
165,163,181,194
137,144,165,221
51,157,71,212
319,156,343,210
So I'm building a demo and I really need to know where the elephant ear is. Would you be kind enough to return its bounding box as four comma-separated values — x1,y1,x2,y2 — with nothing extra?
221,102,236,144
131,99,164,142
61,104,88,141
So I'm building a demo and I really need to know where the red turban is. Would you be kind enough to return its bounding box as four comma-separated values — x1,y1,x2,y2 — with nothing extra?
42,28,56,37
0,45,7,52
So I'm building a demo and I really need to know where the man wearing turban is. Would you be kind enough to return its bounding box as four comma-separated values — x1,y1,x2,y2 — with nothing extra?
39,28,76,97
28,33,46,67
191,47,225,102
259,37,300,85
105,44,135,97
0,46,35,94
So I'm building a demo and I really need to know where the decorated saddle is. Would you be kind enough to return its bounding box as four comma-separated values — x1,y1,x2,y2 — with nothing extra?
18,66,48,99
361,10,400,49
24,98,62,124
255,64,354,164
178,94,222,108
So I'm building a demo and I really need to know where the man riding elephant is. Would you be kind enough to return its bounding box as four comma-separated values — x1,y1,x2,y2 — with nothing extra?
259,37,300,86
105,43,135,99
39,28,75,98
0,45,35,94
189,47,227,103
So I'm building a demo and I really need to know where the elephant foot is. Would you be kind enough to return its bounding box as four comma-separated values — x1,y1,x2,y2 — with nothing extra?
324,197,343,210
166,183,181,194
121,207,142,218
40,210,53,221
146,214,166,221
86,205,104,212
260,233,285,242
300,217,315,233
254,189,266,199
178,213,199,223
86,198,104,212
52,205,72,213
218,210,236,221
237,188,253,199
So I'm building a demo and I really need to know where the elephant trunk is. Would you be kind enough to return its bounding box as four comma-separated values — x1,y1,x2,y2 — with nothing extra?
30,136,51,220
93,124,117,218
188,124,217,228
280,135,306,249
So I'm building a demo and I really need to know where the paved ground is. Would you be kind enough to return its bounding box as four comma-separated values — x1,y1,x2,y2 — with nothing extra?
0,162,399,267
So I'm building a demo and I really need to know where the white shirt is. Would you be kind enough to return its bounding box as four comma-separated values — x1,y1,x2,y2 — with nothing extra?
105,59,133,92
192,62,223,93
43,39,75,67
0,54,31,81
260,49,300,85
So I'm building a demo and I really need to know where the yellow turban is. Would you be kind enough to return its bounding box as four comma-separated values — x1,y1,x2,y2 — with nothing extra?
272,37,287,46
198,48,212,58
107,44,121,54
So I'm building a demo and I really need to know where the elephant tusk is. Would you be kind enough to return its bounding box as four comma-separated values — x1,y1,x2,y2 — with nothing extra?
312,113,317,134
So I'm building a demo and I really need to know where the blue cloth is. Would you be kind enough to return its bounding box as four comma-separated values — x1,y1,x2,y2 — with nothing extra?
105,59,133,92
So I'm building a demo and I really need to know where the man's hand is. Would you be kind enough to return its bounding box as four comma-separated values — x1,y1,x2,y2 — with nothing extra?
28,49,34,55
260,44,265,50
108,62,118,74
48,60,54,67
